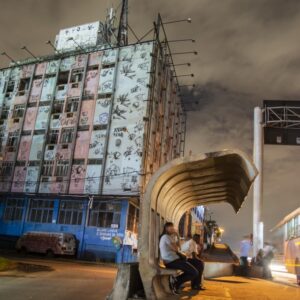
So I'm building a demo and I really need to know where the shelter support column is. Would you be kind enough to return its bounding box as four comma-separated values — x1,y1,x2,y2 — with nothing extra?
253,107,264,256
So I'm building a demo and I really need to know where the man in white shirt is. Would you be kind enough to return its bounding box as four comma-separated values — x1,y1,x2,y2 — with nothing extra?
159,222,199,294
181,234,205,289
239,235,252,276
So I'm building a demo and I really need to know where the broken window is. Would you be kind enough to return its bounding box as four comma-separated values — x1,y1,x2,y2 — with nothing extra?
18,78,30,92
12,104,25,118
65,98,79,113
47,129,59,144
70,68,84,83
6,132,19,151
52,101,64,114
0,106,9,120
57,71,69,85
0,162,14,177
6,81,15,93
55,160,69,177
42,160,54,176
60,128,74,144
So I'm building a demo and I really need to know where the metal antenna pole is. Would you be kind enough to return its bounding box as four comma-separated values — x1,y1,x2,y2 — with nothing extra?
117,0,128,46
253,106,264,256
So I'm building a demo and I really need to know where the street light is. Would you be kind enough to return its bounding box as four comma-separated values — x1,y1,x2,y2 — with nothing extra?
46,40,59,53
174,73,194,78
172,63,191,67
1,52,17,64
21,46,38,59
163,18,192,25
170,51,198,56
168,39,196,43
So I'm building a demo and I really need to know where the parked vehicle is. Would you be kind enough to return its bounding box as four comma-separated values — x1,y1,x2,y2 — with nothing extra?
16,232,77,257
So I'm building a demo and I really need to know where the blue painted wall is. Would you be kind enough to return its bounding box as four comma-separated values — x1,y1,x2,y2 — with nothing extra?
0,196,138,263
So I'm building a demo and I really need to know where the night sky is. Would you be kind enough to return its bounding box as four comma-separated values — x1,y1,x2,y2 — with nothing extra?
0,0,299,250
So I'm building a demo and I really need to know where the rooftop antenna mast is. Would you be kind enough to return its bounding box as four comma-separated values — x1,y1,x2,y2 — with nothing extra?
117,0,128,46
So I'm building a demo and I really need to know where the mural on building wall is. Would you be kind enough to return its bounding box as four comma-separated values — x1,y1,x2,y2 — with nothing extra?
44,145,57,161
84,164,102,194
99,67,114,94
88,51,102,66
11,166,26,192
40,77,56,101
60,56,75,71
24,166,39,193
103,42,153,195
74,131,90,159
23,107,38,131
29,79,43,103
46,60,59,75
29,134,45,160
88,130,107,159
69,164,86,194
35,106,50,130
84,69,99,97
93,98,111,125
35,62,47,76
102,49,118,65
17,135,32,161
20,64,34,79
79,100,94,126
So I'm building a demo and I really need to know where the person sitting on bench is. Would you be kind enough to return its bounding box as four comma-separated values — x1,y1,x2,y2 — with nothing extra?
159,222,199,294
181,234,205,290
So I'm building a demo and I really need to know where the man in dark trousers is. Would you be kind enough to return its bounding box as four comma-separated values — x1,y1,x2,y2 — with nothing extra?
181,234,205,290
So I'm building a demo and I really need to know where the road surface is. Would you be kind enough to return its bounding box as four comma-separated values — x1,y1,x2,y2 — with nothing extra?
0,257,116,300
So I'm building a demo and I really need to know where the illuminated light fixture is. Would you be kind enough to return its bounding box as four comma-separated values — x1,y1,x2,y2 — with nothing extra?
21,46,37,59
1,52,17,64
163,18,192,25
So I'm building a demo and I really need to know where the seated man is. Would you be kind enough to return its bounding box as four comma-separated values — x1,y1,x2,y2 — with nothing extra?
181,234,205,290
159,222,199,294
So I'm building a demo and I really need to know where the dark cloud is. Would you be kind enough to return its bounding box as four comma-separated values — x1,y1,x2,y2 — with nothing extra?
0,0,299,250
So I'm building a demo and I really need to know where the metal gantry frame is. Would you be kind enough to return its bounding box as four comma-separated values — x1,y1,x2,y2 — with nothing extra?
264,105,300,129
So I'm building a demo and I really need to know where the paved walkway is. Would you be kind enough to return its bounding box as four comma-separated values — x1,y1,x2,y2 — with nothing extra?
179,275,299,300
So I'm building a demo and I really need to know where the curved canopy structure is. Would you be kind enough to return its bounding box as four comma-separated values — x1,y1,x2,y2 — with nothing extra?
138,150,258,299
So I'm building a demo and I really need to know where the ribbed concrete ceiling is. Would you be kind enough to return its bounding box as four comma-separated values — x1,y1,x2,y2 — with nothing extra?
148,150,258,225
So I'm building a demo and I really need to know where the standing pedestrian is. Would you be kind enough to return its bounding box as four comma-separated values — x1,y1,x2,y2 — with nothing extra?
239,234,252,276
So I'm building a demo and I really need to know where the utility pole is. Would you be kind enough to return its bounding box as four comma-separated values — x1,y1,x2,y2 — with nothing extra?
117,0,128,46
253,106,264,256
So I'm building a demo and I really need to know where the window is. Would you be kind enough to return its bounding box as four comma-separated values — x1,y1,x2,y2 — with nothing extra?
65,98,79,113
3,198,24,221
18,78,30,92
57,71,69,85
27,199,54,223
89,201,122,228
6,132,19,151
0,162,14,177
47,129,59,144
52,101,64,114
1,106,9,120
6,81,15,93
55,160,69,177
70,69,84,83
60,128,74,144
58,200,83,225
12,104,25,118
42,161,54,176
127,204,139,233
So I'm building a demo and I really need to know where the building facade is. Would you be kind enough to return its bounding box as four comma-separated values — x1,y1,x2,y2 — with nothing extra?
0,20,185,261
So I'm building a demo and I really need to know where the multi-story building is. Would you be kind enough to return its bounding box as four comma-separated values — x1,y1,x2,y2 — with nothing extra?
0,14,185,261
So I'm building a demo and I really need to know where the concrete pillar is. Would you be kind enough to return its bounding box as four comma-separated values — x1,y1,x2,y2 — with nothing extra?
253,107,264,256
